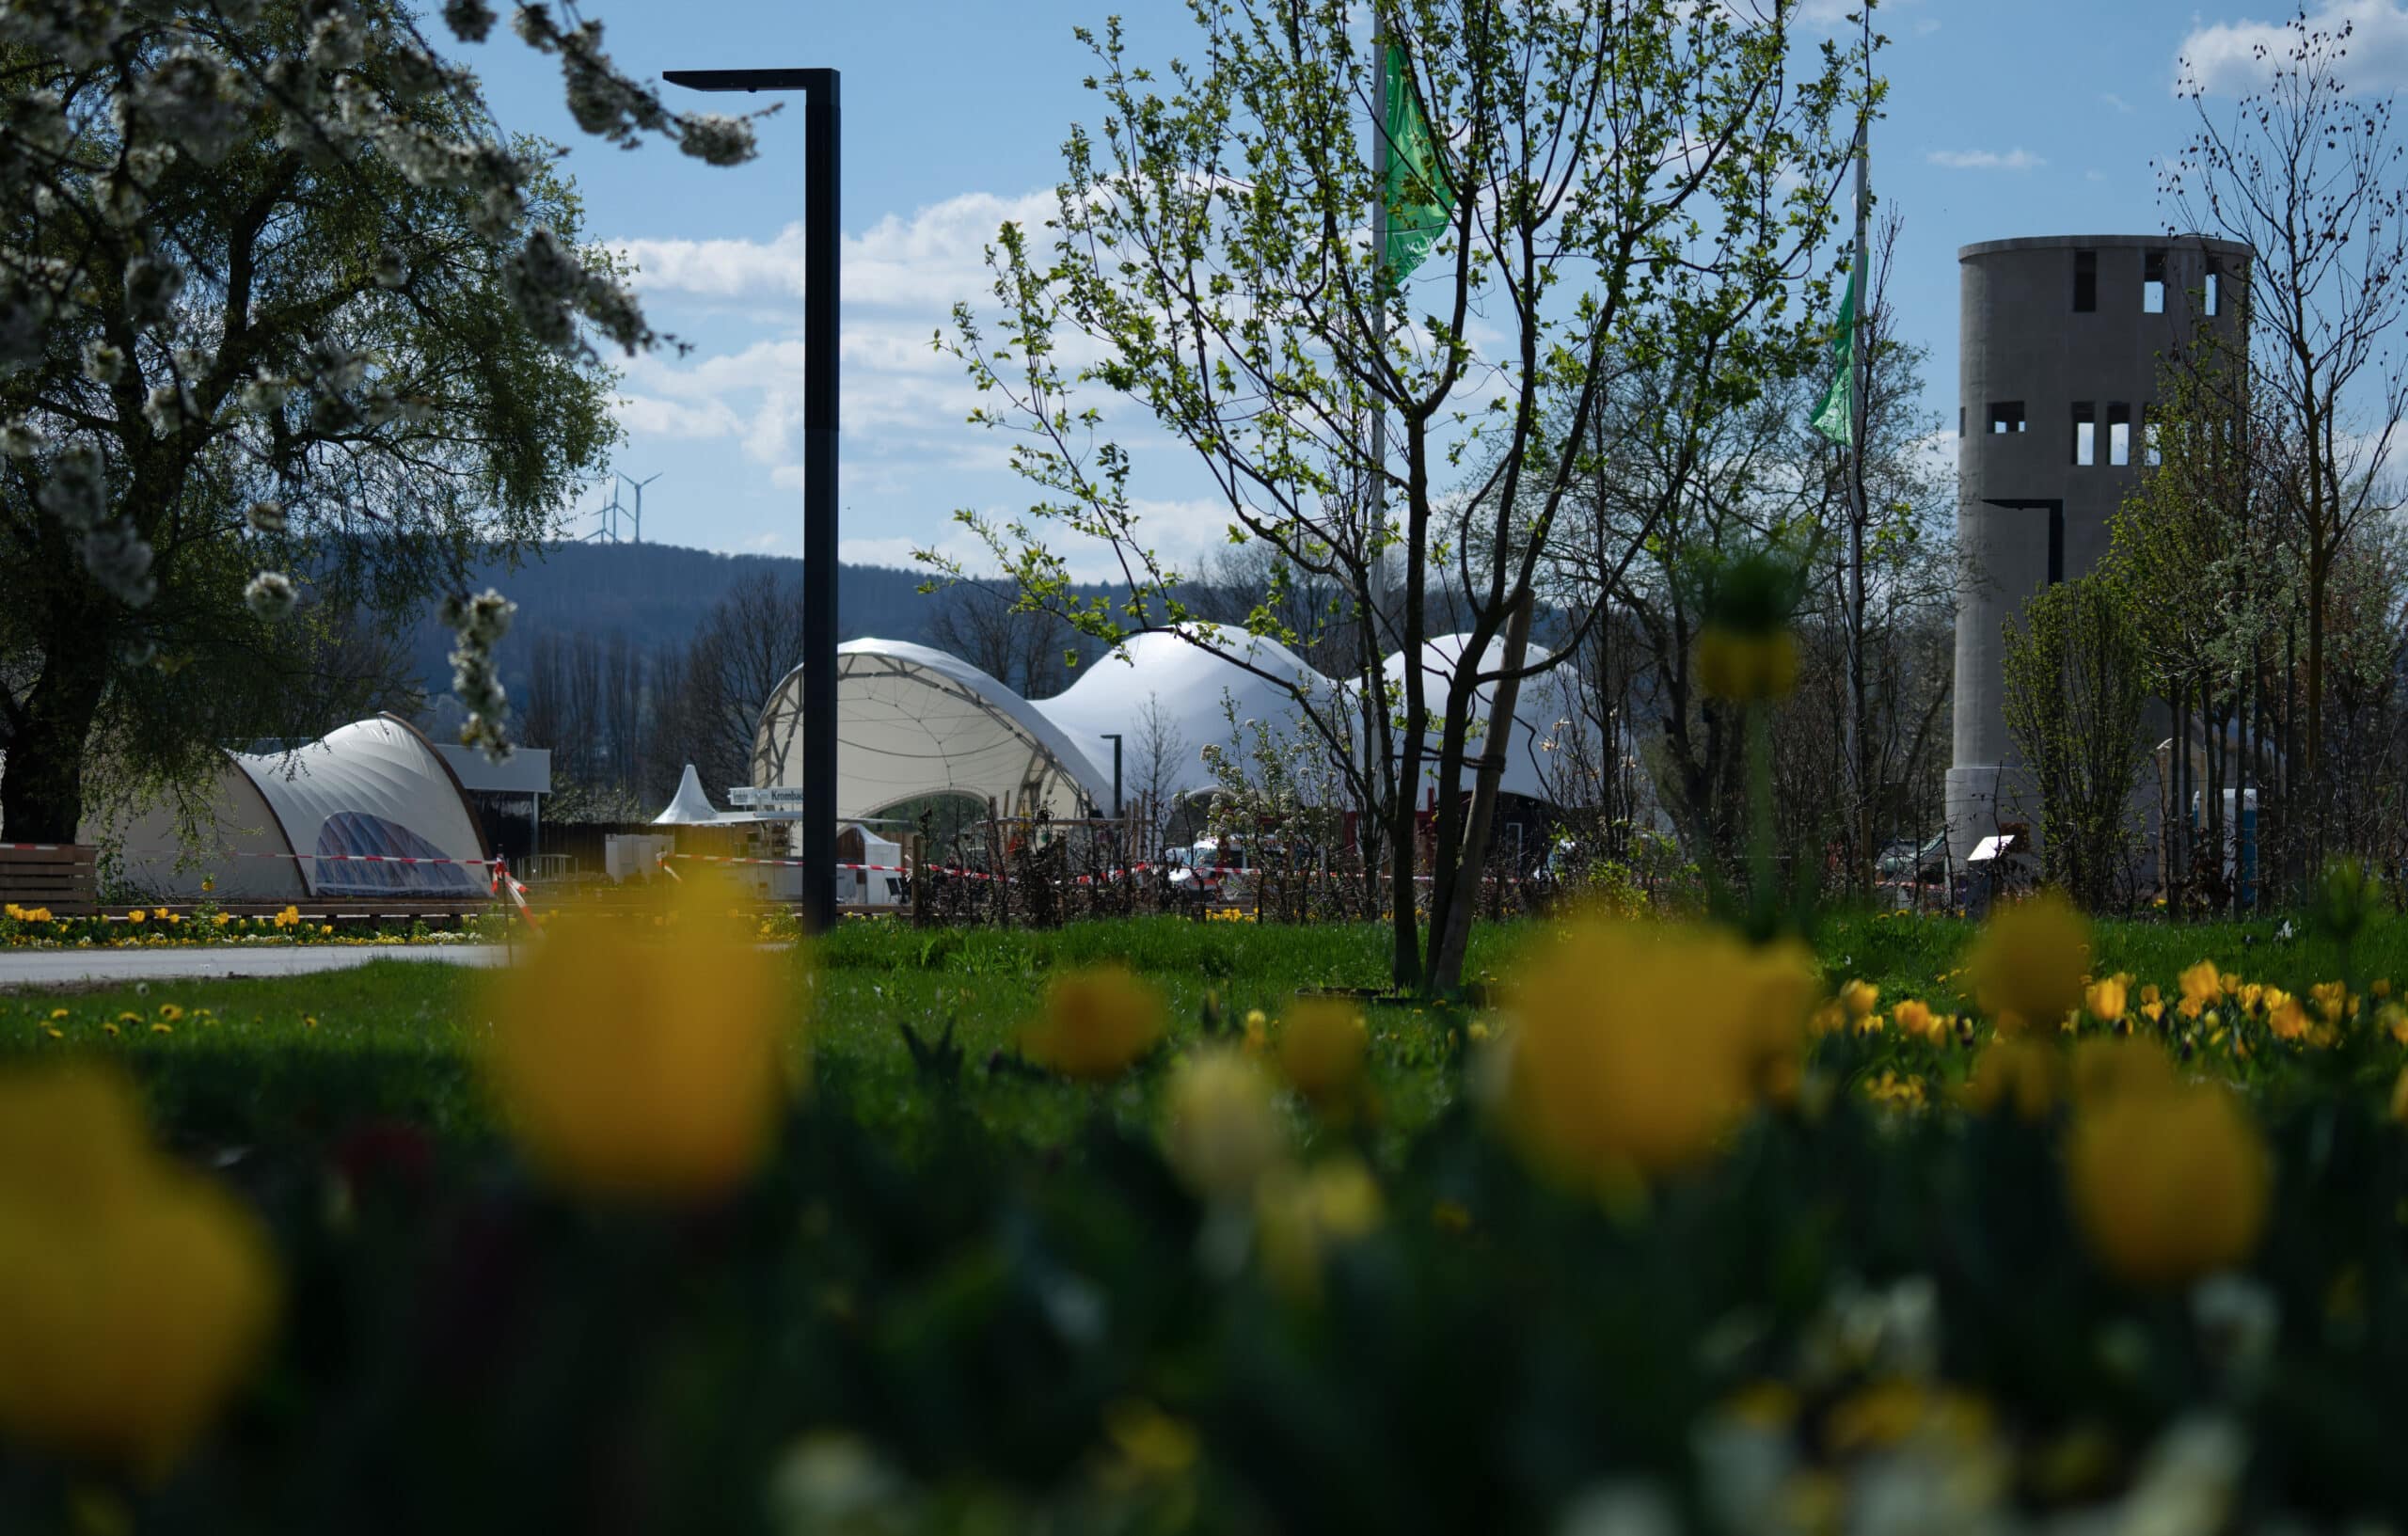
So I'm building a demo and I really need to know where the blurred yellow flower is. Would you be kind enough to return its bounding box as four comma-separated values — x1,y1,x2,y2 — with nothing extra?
1161,1050,1286,1201
2178,961,2222,1021
1255,1155,1384,1300
1969,895,2090,1033
1502,918,1812,1183
2390,1069,2408,1126
0,1068,277,1471
2266,991,2311,1042
1892,997,1941,1042
1695,626,1799,703
483,871,797,1200
1021,967,1164,1081
2084,976,2127,1025
1841,979,1879,1019
2312,981,2352,1023
2067,1078,2269,1290
1276,998,1368,1108
1961,1037,2061,1120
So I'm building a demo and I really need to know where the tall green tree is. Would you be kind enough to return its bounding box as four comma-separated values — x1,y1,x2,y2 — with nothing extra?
934,0,1858,990
2000,575,2151,911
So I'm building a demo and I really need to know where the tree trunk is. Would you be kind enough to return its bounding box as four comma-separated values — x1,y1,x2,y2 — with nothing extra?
0,646,111,845
1432,593,1533,991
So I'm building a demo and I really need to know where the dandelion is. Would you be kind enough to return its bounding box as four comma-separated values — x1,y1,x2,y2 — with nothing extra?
1020,968,1163,1082
2067,1078,2270,1290
483,871,796,1200
47,1009,67,1021
157,1005,182,1023
1968,895,2090,1034
0,1067,278,1469
150,1023,171,1036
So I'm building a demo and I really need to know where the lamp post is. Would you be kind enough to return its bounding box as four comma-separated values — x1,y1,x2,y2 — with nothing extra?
663,67,840,932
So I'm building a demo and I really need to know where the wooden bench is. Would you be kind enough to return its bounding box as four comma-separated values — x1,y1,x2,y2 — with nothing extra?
0,844,99,917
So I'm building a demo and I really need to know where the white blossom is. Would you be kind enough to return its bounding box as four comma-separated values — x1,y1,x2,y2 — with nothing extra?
246,500,288,534
1,418,44,458
441,0,499,43
98,168,147,229
244,570,298,620
80,340,125,384
678,113,758,167
123,254,184,325
82,518,157,606
38,442,105,530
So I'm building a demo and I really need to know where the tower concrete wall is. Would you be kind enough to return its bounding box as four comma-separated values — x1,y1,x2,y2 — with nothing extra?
1947,234,2249,866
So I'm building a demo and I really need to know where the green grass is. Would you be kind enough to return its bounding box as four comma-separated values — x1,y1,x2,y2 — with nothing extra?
9,909,2404,1160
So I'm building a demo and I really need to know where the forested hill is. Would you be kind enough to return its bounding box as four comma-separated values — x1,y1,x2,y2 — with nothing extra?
402,542,953,695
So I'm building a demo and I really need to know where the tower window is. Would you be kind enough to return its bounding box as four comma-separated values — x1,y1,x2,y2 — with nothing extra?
1959,405,1966,437
2143,404,2162,467
2072,402,2096,466
2108,403,2131,466
2204,264,2221,317
2144,250,2166,313
2074,249,2098,312
1988,401,2026,434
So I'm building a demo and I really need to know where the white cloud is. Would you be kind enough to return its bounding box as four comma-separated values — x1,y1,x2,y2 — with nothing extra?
613,393,742,439
612,190,1058,311
2178,1,2408,95
2086,168,2109,182
2100,91,2137,114
1925,147,2047,171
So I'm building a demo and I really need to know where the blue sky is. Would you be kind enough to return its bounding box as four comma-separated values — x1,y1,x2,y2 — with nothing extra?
465,0,2408,573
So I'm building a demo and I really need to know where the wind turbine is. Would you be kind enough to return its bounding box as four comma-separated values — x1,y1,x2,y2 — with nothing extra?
618,471,662,544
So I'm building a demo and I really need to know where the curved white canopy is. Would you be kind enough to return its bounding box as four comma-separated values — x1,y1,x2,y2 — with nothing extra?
652,764,727,825
98,715,489,900
1374,633,1588,804
1034,626,1339,804
752,640,1112,820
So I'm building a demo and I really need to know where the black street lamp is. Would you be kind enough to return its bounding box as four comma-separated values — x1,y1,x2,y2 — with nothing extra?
663,67,841,932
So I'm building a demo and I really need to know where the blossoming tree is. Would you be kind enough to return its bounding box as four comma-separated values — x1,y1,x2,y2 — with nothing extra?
0,0,760,842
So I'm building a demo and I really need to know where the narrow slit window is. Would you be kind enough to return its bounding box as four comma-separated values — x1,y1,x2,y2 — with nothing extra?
1959,405,1966,438
2108,403,2131,466
2204,265,2221,317
2143,405,2162,467
2074,249,2098,312
2144,250,2167,313
1988,401,2026,435
2072,402,2096,466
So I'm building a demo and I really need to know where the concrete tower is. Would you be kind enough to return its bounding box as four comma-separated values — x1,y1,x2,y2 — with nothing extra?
1946,234,2249,863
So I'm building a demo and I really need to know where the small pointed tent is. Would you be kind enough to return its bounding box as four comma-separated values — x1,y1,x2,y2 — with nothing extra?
652,764,726,826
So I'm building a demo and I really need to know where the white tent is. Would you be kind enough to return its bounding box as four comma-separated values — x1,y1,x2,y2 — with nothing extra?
1371,633,1586,804
752,639,1113,821
98,715,489,900
1034,626,1337,805
652,764,726,825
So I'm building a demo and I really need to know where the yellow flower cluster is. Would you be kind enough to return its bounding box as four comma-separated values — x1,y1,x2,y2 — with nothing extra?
0,1068,277,1470
482,870,800,1201
1500,915,1813,1186
2,903,55,923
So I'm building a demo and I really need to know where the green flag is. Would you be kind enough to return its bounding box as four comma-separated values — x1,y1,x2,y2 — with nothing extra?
1382,45,1452,278
1811,253,1859,446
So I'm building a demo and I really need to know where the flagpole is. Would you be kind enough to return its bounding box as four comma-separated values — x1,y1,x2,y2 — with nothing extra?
1367,27,1394,909
1846,48,1872,896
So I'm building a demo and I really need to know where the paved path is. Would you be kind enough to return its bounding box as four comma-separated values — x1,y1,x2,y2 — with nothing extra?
0,943,510,989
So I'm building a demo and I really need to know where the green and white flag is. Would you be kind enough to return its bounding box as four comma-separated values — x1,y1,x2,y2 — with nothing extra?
1382,45,1452,278
1810,253,1860,445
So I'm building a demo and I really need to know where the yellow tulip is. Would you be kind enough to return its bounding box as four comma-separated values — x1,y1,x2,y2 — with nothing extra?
482,871,797,1200
0,1069,277,1472
1276,998,1369,1108
1502,918,1812,1183
1021,967,1164,1081
2067,1080,2269,1290
2084,976,2127,1025
1161,1050,1286,1201
1968,895,2091,1034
